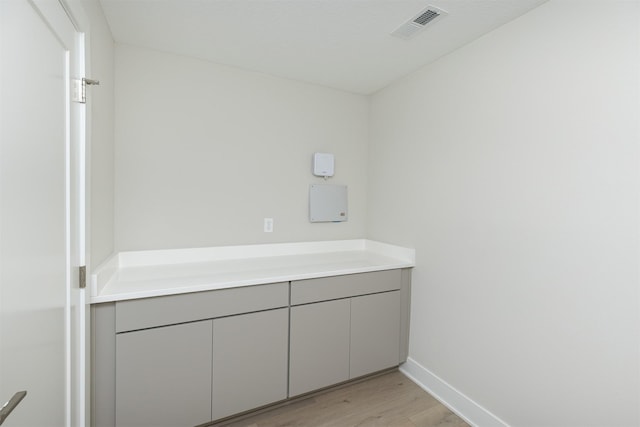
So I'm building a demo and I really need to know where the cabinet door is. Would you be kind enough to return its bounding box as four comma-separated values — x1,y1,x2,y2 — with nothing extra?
211,308,289,420
289,299,350,396
115,321,213,427
350,291,401,378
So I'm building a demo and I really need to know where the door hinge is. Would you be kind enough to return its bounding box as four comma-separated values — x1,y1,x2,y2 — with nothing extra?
79,265,86,289
72,78,100,103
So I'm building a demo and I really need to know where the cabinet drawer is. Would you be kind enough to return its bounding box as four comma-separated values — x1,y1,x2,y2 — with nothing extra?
116,282,288,332
290,270,401,305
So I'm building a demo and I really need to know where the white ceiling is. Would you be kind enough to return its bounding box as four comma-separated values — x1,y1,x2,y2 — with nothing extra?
99,0,547,95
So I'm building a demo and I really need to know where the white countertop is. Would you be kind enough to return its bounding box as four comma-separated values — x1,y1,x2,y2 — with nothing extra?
90,239,415,304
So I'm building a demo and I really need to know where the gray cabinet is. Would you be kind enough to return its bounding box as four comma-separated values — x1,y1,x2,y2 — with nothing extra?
114,309,289,426
92,270,411,426
92,282,289,427
115,320,213,427
288,270,403,397
212,308,288,420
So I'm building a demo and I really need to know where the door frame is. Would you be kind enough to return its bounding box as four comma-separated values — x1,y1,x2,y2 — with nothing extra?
42,0,92,425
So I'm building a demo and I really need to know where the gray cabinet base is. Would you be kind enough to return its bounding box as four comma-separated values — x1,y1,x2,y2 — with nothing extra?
91,269,412,427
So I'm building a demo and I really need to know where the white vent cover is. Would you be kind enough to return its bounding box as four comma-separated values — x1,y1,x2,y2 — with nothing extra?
391,5,447,39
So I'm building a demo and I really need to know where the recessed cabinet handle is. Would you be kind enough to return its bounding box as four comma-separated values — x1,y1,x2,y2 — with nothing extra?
0,391,27,425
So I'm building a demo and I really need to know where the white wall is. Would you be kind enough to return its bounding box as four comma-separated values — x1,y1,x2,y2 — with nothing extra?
82,0,114,267
114,44,368,251
369,1,639,426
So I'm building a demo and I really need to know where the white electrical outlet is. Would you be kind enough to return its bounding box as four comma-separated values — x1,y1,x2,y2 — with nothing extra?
264,218,274,233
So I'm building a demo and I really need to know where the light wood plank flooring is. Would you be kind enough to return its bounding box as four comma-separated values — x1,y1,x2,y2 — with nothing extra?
216,370,470,427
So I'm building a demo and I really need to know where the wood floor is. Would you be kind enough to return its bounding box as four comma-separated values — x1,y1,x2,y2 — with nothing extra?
216,370,470,427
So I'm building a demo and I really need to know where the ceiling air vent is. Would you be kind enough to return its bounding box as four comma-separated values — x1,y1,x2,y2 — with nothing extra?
391,5,447,39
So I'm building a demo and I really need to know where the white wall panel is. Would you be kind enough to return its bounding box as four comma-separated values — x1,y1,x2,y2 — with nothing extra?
114,44,368,250
369,1,639,425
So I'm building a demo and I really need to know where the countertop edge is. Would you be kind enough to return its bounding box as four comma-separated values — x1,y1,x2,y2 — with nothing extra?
90,240,415,304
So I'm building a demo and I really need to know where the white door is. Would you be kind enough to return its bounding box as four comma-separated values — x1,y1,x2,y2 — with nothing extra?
0,0,85,425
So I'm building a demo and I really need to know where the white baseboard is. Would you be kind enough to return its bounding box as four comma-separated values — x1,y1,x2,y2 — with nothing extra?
400,358,509,427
